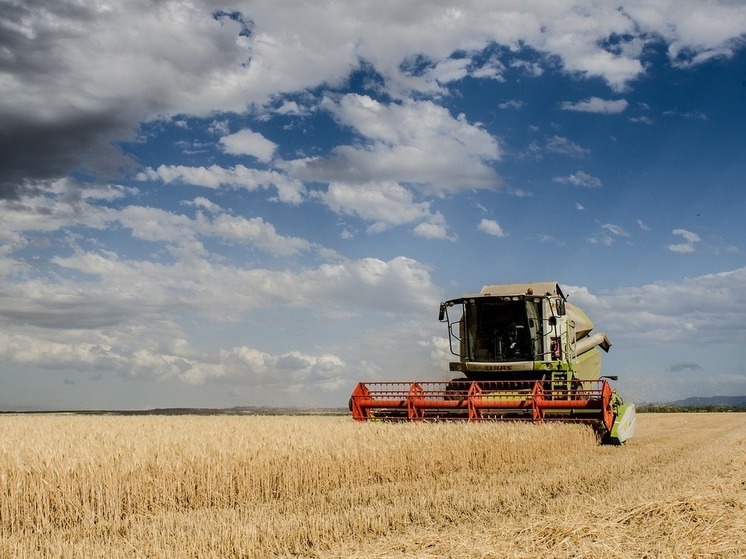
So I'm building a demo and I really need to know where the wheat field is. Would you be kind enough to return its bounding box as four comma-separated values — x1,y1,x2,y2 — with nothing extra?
0,412,743,558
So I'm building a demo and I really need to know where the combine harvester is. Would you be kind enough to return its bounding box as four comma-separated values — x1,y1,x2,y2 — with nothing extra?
350,282,636,444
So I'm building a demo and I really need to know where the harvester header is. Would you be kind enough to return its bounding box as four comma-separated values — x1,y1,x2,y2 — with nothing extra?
350,281,636,444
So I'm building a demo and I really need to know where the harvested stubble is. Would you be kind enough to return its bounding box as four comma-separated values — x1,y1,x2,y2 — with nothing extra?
0,413,744,558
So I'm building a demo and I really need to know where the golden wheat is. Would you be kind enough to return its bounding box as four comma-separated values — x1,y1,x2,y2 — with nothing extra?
0,413,743,558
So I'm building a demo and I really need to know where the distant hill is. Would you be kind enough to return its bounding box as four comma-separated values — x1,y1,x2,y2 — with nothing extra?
668,395,746,408
638,395,746,413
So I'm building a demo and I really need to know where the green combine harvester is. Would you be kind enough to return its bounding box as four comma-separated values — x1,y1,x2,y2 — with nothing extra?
350,281,636,444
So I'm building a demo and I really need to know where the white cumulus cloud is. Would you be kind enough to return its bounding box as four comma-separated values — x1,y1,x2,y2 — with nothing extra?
554,171,603,188
138,164,305,204
561,97,629,113
220,129,278,163
322,181,432,233
478,219,506,237
294,95,501,194
668,228,701,253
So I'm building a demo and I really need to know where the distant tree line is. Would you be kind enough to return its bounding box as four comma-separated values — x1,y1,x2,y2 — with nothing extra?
637,404,746,413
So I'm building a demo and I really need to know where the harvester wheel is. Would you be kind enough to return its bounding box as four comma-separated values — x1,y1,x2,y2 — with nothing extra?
600,431,624,446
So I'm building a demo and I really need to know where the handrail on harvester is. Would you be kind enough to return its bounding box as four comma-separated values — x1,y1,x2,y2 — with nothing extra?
350,379,614,432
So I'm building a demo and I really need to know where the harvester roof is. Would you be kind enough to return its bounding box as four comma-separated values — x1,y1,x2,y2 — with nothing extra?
474,281,564,299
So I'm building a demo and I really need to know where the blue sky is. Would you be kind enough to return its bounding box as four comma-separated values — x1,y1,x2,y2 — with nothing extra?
1,1,745,410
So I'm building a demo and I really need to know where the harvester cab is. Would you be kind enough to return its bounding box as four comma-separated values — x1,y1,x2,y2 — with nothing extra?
439,282,609,385
350,282,636,444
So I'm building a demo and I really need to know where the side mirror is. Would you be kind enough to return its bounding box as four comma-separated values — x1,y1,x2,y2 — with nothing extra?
438,303,446,321
556,300,566,316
